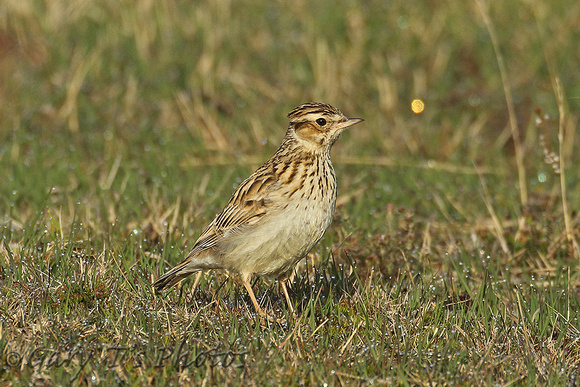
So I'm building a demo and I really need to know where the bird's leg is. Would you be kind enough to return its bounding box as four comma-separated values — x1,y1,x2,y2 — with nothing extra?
280,279,297,319
186,271,204,304
242,279,276,322
191,271,203,290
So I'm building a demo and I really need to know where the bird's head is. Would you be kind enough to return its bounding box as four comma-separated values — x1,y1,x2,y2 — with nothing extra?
286,102,363,152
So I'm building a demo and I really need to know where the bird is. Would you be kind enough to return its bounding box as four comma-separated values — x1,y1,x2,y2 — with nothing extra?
153,102,363,320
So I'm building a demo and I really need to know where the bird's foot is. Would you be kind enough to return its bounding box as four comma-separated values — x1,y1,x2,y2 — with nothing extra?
256,308,286,324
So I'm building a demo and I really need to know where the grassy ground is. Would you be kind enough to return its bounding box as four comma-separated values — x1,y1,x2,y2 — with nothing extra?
1,0,580,385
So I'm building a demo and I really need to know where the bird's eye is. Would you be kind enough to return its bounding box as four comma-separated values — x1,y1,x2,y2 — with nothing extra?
316,118,327,126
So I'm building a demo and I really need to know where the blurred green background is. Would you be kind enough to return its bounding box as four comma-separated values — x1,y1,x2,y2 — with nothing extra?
2,0,578,207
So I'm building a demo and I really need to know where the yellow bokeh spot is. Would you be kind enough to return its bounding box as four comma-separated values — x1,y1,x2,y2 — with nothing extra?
411,99,424,113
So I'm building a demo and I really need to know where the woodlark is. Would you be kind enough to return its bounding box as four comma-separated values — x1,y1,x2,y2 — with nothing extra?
154,102,363,320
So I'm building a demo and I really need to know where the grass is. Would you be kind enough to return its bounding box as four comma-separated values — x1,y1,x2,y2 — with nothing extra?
1,0,580,384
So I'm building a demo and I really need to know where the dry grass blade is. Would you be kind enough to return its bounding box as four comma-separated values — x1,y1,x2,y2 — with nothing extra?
476,0,528,207
531,3,579,258
338,320,364,357
57,48,103,133
175,92,229,151
553,78,580,258
476,166,512,258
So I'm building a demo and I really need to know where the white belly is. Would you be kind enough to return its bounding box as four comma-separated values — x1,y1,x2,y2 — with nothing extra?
220,198,334,278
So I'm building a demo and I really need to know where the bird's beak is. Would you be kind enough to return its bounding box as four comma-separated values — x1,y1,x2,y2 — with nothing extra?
335,117,364,130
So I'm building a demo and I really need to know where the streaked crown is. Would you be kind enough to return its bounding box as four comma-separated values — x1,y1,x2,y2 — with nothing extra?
288,102,344,122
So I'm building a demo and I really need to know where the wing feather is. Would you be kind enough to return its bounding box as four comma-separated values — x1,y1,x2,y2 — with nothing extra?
186,169,280,257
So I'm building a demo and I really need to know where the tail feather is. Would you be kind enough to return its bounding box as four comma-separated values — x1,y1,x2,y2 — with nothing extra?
153,260,199,292
154,252,218,292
